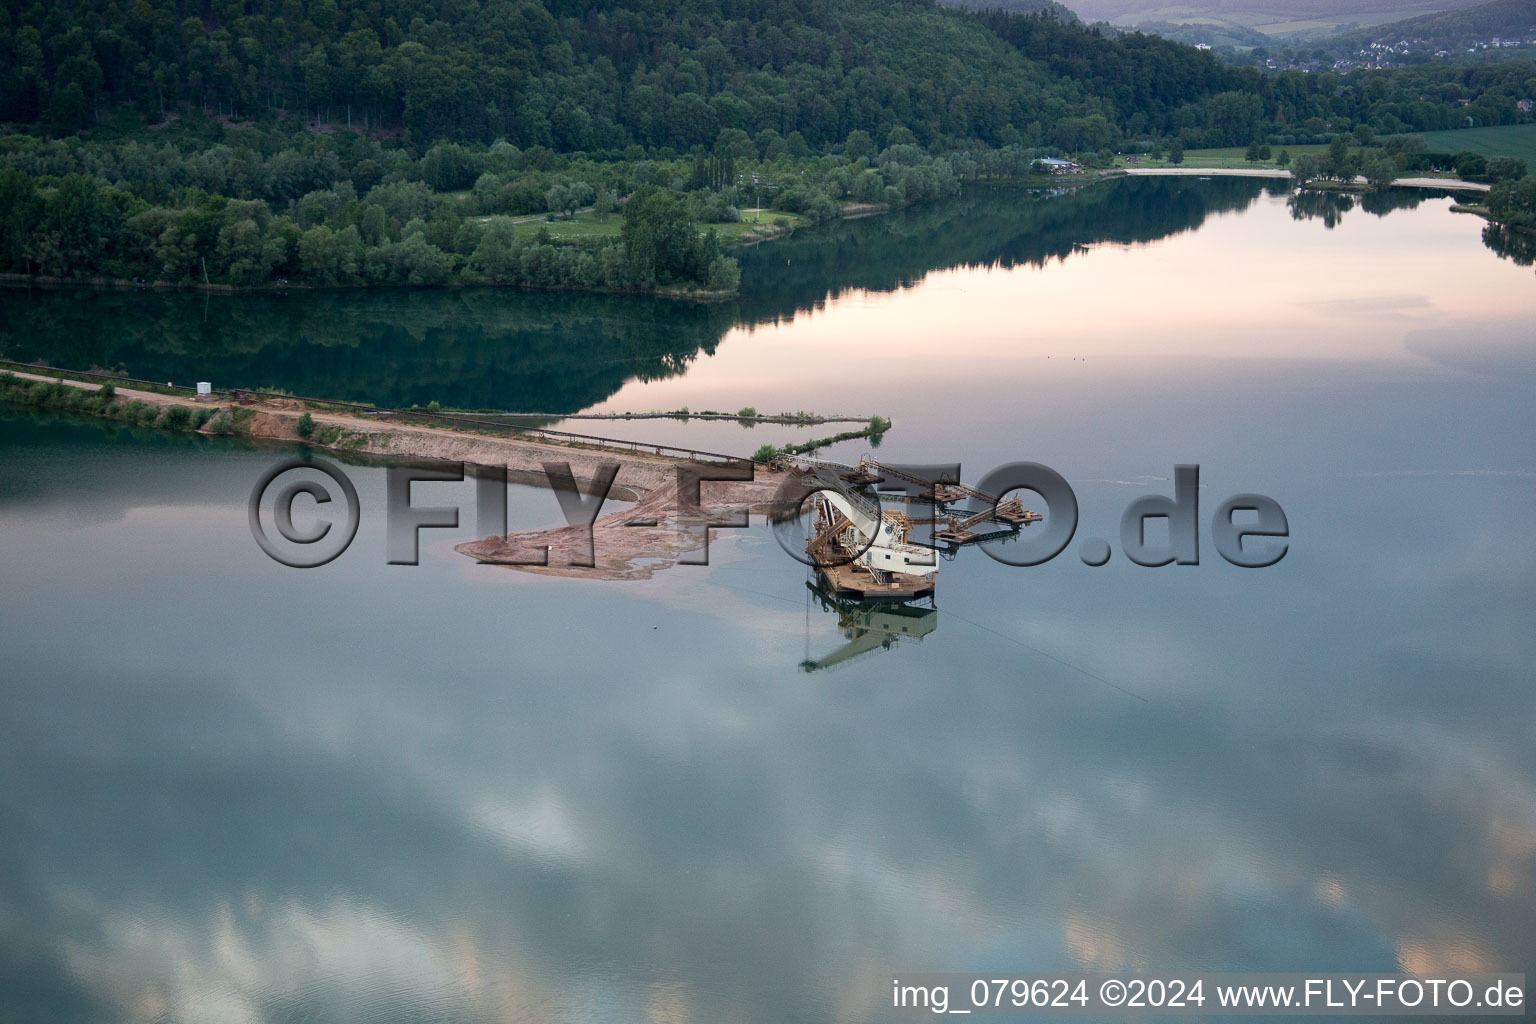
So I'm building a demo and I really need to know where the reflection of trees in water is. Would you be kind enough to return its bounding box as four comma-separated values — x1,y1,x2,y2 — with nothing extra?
1482,223,1536,269
1286,185,1463,229
1358,188,1433,218
736,176,1270,316
0,288,737,412
1287,190,1355,229
3,177,1456,411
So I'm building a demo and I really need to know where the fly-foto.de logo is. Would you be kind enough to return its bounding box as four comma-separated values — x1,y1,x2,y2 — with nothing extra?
248,457,1289,571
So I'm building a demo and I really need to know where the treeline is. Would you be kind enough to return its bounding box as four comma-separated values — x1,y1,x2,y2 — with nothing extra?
4,0,1531,152
0,165,744,291
1279,133,1529,188
0,124,972,220
1488,177,1536,228
0,128,982,288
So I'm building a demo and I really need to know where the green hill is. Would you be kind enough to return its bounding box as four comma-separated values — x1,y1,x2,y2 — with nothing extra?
1,0,1241,153
1,0,1531,152
1331,0,1536,50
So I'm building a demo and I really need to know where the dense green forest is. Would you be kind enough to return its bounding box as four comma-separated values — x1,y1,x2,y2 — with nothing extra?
5,0,1532,147
0,0,1533,291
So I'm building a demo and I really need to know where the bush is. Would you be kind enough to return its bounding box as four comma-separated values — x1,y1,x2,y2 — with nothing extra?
737,407,757,418
296,411,316,438
26,380,62,405
121,400,158,426
205,410,235,434
1486,156,1528,183
427,400,441,412
161,405,192,430
752,443,780,462
1454,152,1487,179
190,408,215,430
706,256,741,292
806,193,841,223
1488,178,1536,227
775,187,808,213
1363,157,1398,190
1290,153,1321,184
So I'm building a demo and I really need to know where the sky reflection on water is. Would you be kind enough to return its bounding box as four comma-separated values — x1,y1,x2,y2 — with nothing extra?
0,179,1533,1023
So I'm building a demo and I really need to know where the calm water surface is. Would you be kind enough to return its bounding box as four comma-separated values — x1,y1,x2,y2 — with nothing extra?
1,179,1533,1022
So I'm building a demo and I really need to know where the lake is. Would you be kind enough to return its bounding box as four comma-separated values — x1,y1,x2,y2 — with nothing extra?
1,177,1533,1022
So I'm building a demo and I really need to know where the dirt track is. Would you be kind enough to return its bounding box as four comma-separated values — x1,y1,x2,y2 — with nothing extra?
13,369,690,493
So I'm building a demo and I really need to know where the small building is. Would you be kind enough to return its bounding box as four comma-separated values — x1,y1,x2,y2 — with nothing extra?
1035,157,1080,175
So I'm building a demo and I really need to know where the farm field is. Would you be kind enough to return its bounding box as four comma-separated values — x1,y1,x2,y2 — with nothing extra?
1411,124,1536,165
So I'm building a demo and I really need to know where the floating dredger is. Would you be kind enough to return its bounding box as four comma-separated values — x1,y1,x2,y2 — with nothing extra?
797,457,1042,600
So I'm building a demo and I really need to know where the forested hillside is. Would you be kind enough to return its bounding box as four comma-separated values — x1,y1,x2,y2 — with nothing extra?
6,0,1532,149
2,0,1061,148
0,0,1532,292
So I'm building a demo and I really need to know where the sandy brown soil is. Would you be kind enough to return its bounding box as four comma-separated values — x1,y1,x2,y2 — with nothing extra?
15,369,815,581
456,472,803,580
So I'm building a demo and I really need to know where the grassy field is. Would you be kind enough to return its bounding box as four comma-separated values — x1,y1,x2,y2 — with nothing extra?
1252,8,1426,34
508,213,622,241
1120,125,1536,172
504,209,811,244
1410,125,1536,165
1119,143,1330,169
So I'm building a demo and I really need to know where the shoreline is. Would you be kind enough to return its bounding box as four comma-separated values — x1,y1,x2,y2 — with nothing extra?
0,184,1050,299
0,271,740,303
1119,166,1492,191
1,367,826,581
0,170,1500,309
1,369,737,496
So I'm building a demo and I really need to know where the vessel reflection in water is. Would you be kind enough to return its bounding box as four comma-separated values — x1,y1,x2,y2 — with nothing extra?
799,578,939,673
